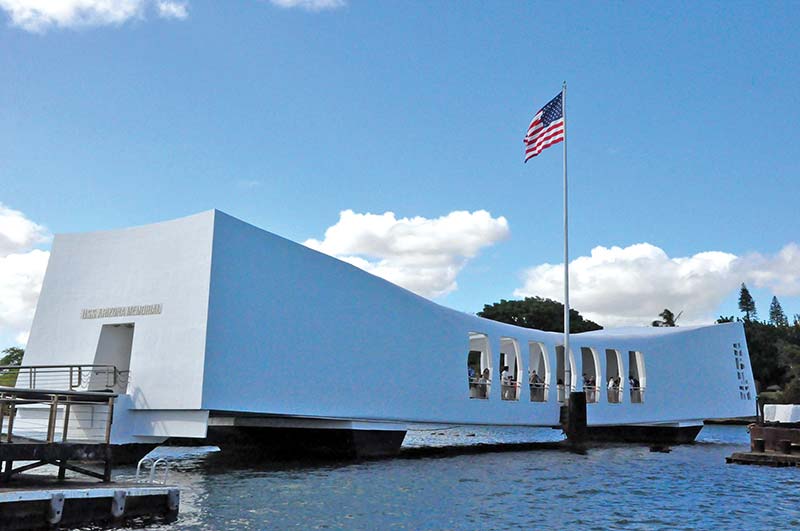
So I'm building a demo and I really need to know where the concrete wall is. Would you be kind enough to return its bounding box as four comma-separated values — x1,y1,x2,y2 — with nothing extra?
24,211,215,412
574,323,756,425
202,212,566,426
201,211,755,427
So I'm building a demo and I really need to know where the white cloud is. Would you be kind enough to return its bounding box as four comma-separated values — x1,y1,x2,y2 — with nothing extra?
0,203,50,255
741,243,800,297
514,242,800,327
0,204,51,346
0,250,49,345
305,209,509,298
268,0,345,12
155,0,186,19
0,0,189,32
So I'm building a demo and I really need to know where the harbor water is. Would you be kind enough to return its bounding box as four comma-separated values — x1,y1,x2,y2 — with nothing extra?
93,425,799,530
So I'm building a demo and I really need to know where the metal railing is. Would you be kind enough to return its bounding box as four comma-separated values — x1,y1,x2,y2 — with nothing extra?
528,382,549,402
0,388,116,444
630,386,646,403
468,378,492,399
556,384,576,403
607,387,624,403
0,365,129,393
501,381,521,401
583,385,600,403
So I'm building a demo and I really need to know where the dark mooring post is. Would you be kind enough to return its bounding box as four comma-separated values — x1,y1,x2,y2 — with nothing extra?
565,391,587,449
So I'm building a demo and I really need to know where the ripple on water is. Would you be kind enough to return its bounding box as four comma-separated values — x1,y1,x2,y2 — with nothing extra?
91,425,800,531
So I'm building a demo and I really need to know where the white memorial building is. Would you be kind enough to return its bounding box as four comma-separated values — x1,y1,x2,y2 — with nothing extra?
21,210,756,457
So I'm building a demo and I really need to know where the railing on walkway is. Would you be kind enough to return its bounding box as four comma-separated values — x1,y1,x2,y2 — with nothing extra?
0,388,115,444
607,387,623,403
583,385,600,403
501,381,521,401
528,382,549,402
556,384,577,403
468,378,492,399
0,364,129,392
0,387,117,482
630,386,646,403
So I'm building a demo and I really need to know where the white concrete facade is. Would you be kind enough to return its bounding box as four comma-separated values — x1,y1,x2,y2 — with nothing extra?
23,210,757,443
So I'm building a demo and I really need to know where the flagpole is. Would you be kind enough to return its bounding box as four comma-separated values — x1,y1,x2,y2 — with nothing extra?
562,81,570,399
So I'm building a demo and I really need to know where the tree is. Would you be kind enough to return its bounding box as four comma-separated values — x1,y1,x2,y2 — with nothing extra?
0,347,23,366
0,347,23,387
779,341,800,403
478,297,602,333
652,308,678,327
769,296,789,327
743,321,789,390
738,283,757,321
716,315,736,323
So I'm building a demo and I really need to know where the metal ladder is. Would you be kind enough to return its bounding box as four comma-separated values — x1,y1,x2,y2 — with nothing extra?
135,456,171,484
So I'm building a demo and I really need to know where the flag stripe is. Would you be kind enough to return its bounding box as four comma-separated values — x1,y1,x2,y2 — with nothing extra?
526,137,564,158
526,122,543,137
526,120,564,149
525,138,563,160
526,120,563,144
524,126,564,157
524,118,564,160
526,115,543,135
526,132,564,155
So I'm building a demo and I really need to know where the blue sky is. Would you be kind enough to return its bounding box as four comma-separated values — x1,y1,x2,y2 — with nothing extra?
1,1,799,347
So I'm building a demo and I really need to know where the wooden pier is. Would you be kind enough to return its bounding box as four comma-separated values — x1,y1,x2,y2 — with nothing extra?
0,385,117,482
726,451,800,467
727,417,800,467
0,476,179,530
0,366,181,529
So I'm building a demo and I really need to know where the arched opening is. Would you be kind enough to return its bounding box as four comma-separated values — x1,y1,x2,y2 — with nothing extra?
528,342,550,402
605,349,623,403
555,346,576,403
580,347,600,403
628,350,646,403
467,333,492,399
499,338,522,401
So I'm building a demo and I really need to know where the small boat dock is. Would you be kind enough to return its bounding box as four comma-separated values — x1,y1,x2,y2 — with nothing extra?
0,365,180,529
727,403,800,467
0,476,179,530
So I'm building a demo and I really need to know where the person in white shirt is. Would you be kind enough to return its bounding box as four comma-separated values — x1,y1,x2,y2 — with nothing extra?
501,366,510,399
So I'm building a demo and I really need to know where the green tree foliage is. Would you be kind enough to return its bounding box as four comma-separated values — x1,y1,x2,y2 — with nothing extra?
652,308,678,327
779,338,800,403
738,283,757,321
744,321,790,389
769,296,789,327
0,347,23,366
478,297,602,333
715,313,800,400
0,347,24,387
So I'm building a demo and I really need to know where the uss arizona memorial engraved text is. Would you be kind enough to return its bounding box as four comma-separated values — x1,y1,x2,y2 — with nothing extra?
80,304,163,320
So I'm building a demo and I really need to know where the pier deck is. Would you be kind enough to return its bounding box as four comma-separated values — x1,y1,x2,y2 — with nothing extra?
0,475,179,530
726,451,800,467
0,385,118,482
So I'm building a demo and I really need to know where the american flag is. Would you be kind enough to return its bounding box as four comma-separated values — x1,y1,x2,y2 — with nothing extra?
524,92,564,162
